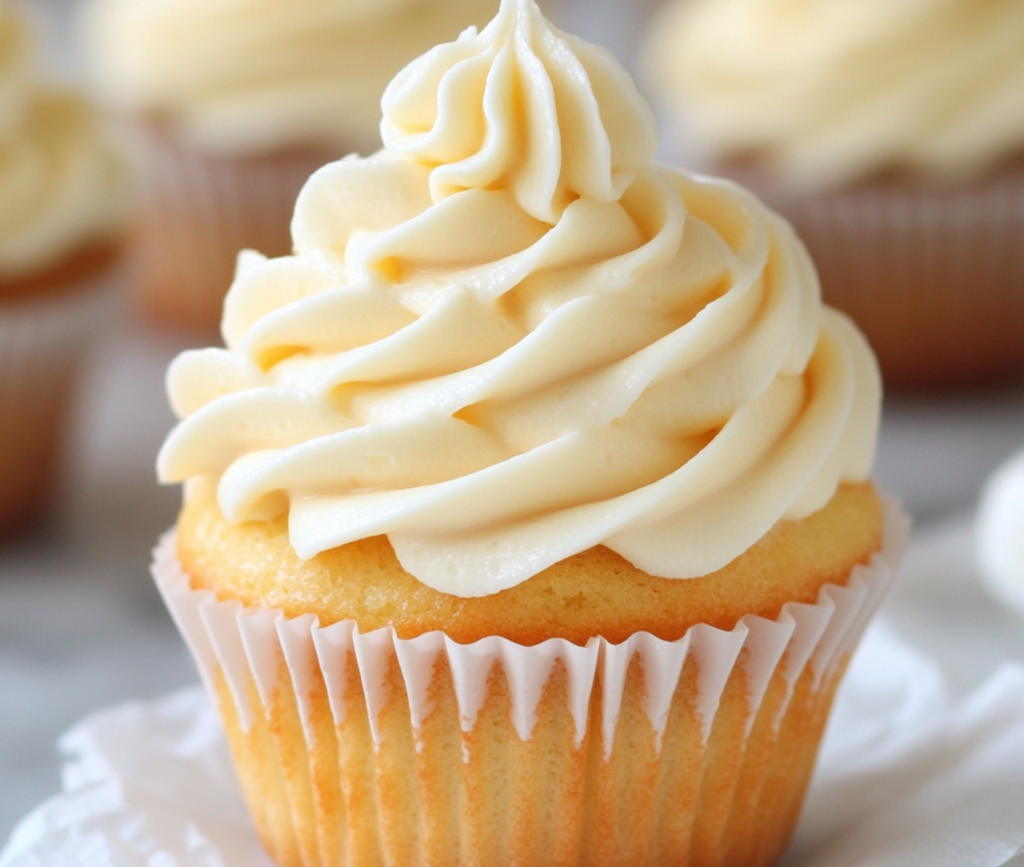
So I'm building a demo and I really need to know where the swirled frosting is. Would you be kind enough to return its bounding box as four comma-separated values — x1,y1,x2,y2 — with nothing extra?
82,0,500,155
645,0,1024,190
158,0,881,598
0,5,125,277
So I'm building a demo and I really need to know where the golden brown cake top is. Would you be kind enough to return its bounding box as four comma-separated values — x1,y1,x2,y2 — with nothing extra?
159,0,881,598
178,480,886,644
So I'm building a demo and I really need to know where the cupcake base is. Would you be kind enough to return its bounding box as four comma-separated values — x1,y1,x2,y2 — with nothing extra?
745,165,1024,390
0,244,120,533
131,126,340,337
153,498,907,867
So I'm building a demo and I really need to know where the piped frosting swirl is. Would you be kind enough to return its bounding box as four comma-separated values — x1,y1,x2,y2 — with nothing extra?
0,5,125,277
646,0,1024,190
159,0,881,597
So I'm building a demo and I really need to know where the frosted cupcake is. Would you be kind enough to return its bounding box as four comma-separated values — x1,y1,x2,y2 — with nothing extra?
0,4,125,532
154,1,906,864
82,0,500,335
645,0,1024,389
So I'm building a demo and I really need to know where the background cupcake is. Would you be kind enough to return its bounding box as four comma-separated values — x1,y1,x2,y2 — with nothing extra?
81,0,501,336
644,0,1024,390
977,447,1024,618
0,2,125,533
154,1,905,864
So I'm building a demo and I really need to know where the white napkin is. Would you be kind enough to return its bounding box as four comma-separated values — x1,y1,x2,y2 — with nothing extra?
3,622,1024,867
785,622,1024,867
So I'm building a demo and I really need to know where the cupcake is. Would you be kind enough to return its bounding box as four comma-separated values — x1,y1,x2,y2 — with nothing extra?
977,449,1024,618
81,0,501,335
644,0,1024,390
154,1,907,864
0,3,125,532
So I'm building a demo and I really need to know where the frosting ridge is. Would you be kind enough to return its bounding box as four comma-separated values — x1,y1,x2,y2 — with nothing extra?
0,5,125,277
159,0,881,597
645,0,1024,189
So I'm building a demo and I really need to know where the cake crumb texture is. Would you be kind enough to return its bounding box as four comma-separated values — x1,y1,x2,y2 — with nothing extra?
178,482,884,646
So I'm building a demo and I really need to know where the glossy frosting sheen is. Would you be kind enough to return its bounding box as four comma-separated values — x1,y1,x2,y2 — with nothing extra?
0,6,124,276
84,0,499,154
158,0,881,598
647,0,1024,190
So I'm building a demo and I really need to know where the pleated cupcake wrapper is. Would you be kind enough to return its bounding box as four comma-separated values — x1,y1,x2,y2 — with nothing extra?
0,270,118,527
133,127,337,334
0,266,116,377
152,497,908,757
762,170,1024,388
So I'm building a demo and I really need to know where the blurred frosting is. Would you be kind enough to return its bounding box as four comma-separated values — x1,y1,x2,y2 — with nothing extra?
977,450,1024,618
158,0,881,598
82,0,500,155
645,0,1024,190
0,5,125,277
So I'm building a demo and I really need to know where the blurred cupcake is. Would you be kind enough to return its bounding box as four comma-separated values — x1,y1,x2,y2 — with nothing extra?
645,0,1024,390
0,3,125,533
82,0,501,336
151,2,907,864
977,448,1024,618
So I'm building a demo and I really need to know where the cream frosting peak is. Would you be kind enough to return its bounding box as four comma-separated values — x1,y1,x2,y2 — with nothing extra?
159,0,880,597
380,0,658,222
0,4,125,276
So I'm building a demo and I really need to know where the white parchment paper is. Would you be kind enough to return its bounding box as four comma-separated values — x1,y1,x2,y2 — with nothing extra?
3,621,1023,867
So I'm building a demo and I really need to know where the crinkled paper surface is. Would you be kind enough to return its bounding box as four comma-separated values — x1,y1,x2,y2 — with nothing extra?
2,622,1023,867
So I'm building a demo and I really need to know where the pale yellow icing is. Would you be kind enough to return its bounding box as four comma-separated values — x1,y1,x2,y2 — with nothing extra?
0,5,125,277
158,0,881,597
646,0,1024,190
82,0,500,155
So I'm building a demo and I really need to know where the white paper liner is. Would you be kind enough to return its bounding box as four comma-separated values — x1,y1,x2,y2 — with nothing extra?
9,607,1024,867
152,496,908,757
